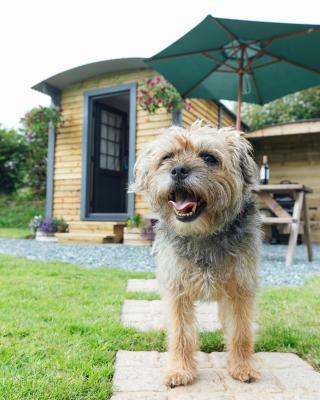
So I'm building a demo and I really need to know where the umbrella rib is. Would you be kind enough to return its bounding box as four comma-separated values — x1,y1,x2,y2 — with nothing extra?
147,46,226,62
253,59,280,70
243,40,273,71
263,50,320,75
182,64,222,98
211,16,239,41
202,52,238,71
261,27,320,44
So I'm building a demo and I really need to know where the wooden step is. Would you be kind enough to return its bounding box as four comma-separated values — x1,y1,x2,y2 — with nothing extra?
68,221,126,232
65,221,126,243
55,232,118,244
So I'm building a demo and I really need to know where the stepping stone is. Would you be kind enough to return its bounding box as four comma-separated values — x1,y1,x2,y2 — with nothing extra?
111,350,320,399
121,300,220,331
127,279,158,293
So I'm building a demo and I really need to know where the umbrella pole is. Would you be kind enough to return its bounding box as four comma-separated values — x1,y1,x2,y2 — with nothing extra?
236,72,243,131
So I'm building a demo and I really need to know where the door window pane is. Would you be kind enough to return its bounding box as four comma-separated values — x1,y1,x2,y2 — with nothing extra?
108,114,115,126
99,109,124,171
100,154,107,169
107,157,114,170
101,110,108,124
114,158,120,171
109,127,116,141
101,125,107,139
101,139,107,153
108,141,115,156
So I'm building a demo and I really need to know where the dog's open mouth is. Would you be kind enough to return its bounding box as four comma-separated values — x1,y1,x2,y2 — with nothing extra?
168,189,206,222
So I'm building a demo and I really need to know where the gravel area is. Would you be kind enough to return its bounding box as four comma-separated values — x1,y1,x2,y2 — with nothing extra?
0,238,319,287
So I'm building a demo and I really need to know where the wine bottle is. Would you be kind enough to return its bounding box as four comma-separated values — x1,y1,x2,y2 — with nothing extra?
259,155,269,184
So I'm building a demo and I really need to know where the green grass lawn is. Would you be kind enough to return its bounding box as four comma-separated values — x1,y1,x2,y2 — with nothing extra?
0,227,31,238
0,253,319,399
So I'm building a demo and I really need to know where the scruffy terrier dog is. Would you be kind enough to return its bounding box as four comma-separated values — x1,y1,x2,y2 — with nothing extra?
131,122,261,388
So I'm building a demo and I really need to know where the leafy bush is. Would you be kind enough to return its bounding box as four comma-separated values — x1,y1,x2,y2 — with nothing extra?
0,126,28,194
242,86,320,131
0,194,44,229
20,106,63,197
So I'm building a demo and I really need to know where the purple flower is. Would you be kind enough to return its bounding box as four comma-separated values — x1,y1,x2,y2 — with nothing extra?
39,217,58,233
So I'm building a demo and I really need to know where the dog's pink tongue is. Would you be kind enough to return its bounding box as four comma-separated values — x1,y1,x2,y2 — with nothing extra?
168,193,197,212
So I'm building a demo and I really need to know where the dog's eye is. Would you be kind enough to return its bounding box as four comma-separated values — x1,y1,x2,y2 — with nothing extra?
161,153,173,163
199,152,218,165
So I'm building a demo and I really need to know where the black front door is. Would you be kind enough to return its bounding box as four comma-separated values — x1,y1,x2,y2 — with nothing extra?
91,103,129,214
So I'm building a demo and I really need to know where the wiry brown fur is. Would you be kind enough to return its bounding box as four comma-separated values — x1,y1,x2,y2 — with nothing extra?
131,121,261,387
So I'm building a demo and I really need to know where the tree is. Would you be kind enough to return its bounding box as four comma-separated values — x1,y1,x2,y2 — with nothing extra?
241,86,320,131
0,126,28,194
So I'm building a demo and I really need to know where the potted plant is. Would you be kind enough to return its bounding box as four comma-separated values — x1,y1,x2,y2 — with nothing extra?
123,214,154,246
36,217,58,242
55,217,69,233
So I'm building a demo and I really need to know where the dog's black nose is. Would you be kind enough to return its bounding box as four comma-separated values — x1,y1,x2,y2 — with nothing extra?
171,165,191,181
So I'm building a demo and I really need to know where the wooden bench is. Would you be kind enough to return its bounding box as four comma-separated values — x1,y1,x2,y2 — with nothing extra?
254,184,313,266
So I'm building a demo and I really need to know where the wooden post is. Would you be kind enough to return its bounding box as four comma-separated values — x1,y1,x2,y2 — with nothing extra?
286,191,304,266
302,196,314,262
236,72,243,131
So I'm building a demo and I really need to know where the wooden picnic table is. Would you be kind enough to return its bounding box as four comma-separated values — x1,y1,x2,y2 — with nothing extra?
253,184,314,266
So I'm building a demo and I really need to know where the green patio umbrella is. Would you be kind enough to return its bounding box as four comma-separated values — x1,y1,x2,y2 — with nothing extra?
146,15,320,130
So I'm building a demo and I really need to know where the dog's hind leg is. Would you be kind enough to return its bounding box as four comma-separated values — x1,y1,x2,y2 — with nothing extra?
223,290,260,383
164,294,198,387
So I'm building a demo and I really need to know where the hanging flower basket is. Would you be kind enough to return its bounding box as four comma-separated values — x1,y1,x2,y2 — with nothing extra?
138,76,191,114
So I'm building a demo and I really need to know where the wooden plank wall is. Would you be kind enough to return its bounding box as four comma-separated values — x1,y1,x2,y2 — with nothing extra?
182,99,219,127
221,107,236,127
182,99,236,129
251,133,320,243
134,106,172,216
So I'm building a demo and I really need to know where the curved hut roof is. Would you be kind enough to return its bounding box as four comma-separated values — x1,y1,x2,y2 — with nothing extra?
32,57,148,94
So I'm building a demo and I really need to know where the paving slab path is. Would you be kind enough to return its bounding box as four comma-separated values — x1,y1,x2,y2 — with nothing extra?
127,278,158,293
112,278,320,399
111,350,320,399
125,279,258,332
125,279,220,331
122,299,220,331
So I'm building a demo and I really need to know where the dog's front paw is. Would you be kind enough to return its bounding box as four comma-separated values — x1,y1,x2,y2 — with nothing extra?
164,369,196,388
228,363,260,383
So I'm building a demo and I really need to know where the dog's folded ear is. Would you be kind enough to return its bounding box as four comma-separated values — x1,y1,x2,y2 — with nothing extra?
129,143,154,194
223,130,258,185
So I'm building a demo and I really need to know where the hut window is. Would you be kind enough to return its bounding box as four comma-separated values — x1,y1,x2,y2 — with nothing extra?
99,110,122,171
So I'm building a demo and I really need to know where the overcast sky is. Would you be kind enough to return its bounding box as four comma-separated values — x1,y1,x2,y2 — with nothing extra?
0,0,319,129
